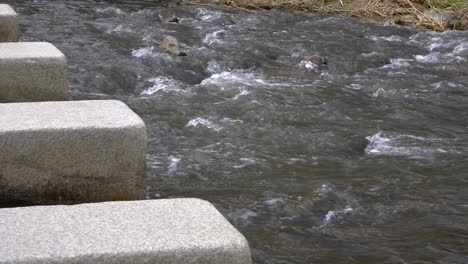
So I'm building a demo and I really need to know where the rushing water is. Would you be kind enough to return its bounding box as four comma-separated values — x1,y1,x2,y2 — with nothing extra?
5,0,468,263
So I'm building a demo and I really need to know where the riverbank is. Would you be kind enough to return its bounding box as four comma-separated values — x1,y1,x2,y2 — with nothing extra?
186,0,468,31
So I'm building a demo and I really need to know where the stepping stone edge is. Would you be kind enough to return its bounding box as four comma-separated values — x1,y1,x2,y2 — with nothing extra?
0,4,18,42
0,100,147,205
0,198,253,264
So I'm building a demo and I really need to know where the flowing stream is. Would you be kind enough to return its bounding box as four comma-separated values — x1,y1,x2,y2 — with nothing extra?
5,0,468,263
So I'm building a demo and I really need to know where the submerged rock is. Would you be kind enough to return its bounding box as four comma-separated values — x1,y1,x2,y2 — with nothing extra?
307,54,327,65
158,9,179,23
160,35,180,55
299,54,328,72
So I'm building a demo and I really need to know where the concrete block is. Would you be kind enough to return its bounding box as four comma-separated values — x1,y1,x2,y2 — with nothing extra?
0,199,253,264
0,42,68,102
0,4,18,42
0,100,147,205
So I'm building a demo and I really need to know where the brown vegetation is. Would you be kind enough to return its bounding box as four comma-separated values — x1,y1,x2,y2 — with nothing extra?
185,0,468,30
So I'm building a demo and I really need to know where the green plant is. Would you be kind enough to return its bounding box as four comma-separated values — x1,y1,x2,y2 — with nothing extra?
427,0,468,9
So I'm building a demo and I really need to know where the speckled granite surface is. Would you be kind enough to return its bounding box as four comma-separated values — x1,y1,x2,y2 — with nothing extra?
0,199,252,263
0,100,147,205
0,4,17,42
0,42,67,102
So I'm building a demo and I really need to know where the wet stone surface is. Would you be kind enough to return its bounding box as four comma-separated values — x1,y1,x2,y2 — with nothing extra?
3,0,468,263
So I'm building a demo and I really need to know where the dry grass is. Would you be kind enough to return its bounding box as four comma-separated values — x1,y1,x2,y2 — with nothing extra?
185,0,468,30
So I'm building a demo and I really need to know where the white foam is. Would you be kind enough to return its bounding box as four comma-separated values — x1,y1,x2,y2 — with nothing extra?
140,76,183,95
414,53,440,63
409,31,467,53
201,71,305,90
106,24,133,34
195,8,223,21
368,35,404,42
263,197,286,206
409,32,467,63
131,46,155,58
382,58,411,69
221,118,244,124
299,60,319,71
186,118,222,132
316,184,332,195
323,206,353,226
233,157,255,169
206,60,226,74
200,71,266,87
432,81,459,89
409,32,440,47
427,37,445,51
362,51,383,58
453,42,468,54
168,156,181,174
96,7,124,15
372,88,386,98
203,30,225,45
366,132,391,154
414,52,465,63
347,84,364,90
287,157,306,164
232,88,251,100
365,132,446,157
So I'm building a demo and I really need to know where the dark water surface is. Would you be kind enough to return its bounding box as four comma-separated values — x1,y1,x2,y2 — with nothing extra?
5,0,468,263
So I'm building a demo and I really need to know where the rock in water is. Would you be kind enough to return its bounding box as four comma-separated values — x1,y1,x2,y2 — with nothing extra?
158,9,179,23
308,54,327,65
160,36,180,55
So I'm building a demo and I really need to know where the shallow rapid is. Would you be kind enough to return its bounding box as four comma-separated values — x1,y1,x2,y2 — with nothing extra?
6,0,468,263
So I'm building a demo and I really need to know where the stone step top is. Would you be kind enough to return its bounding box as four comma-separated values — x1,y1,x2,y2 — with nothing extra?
0,42,65,59
0,199,253,264
0,4,16,16
0,100,145,132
